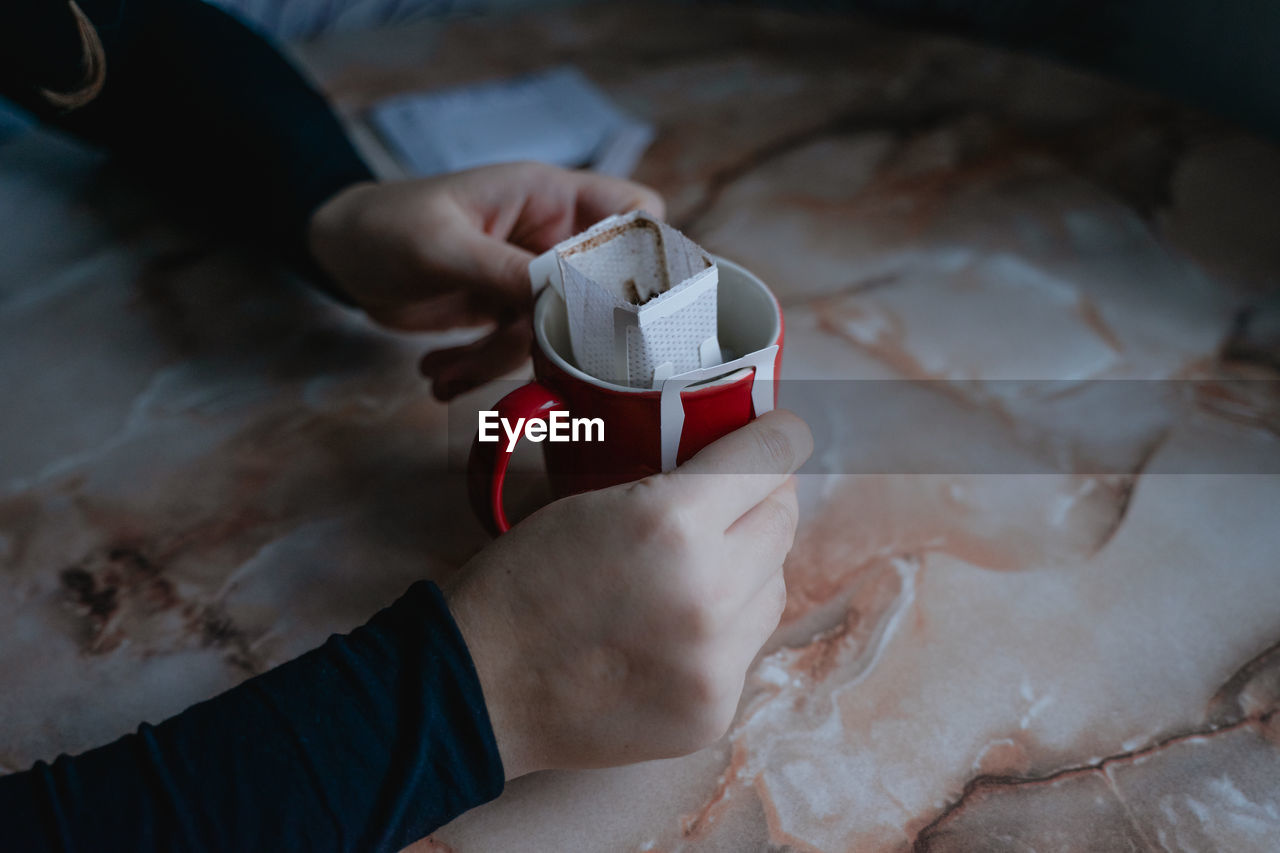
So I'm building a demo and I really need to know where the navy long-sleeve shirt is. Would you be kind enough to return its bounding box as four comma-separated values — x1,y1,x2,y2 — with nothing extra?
1,0,376,254
0,1,505,849
0,582,505,851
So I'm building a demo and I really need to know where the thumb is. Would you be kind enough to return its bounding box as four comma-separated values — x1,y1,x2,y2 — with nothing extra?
444,226,537,311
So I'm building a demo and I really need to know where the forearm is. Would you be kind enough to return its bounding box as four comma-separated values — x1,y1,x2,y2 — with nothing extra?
0,582,503,853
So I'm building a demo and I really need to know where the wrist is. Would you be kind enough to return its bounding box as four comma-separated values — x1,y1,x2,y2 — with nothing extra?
443,573,542,780
305,180,379,305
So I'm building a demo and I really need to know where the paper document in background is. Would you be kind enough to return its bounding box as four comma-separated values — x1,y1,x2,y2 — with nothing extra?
367,66,654,178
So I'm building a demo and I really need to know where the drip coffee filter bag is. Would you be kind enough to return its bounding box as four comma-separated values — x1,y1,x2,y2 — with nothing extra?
529,211,723,388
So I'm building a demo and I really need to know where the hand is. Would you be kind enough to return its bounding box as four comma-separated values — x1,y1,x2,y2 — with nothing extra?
307,162,664,400
444,410,813,779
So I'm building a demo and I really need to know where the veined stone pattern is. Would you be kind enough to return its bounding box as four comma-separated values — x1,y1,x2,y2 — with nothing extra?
3,5,1279,851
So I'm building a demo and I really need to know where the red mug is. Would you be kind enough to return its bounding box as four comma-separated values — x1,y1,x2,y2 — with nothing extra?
468,258,784,534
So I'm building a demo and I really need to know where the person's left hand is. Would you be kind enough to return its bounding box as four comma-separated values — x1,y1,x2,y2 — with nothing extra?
307,162,664,400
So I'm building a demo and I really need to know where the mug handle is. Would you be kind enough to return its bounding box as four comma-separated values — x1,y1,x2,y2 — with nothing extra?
468,381,567,535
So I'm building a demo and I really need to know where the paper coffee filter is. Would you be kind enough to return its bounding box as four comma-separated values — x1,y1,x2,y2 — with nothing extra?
530,211,722,388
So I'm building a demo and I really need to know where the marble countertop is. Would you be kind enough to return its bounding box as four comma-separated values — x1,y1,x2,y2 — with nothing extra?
3,4,1280,851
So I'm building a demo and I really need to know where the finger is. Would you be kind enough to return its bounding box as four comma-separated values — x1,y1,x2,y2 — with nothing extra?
500,165,666,252
728,476,799,543
365,290,490,332
735,573,788,658
433,223,537,311
724,477,799,596
420,317,534,401
715,479,796,608
713,572,787,703
666,410,813,530
571,171,666,229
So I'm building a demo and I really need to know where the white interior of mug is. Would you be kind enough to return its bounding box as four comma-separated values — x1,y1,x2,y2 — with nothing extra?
534,257,781,393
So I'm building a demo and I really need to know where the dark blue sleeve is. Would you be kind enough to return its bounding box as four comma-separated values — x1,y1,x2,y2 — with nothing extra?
0,0,376,300
0,581,506,852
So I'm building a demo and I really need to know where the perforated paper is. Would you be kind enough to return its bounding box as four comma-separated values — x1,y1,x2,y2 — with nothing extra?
530,211,723,388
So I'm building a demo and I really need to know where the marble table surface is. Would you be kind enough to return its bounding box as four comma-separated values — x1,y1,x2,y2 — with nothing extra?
4,4,1280,851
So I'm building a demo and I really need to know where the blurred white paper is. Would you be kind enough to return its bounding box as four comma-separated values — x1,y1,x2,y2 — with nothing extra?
368,66,653,178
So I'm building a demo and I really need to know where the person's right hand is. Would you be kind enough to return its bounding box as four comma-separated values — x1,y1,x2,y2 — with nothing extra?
444,410,813,780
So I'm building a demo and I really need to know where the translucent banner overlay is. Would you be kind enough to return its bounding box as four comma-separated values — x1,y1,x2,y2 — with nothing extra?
448,379,1280,476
